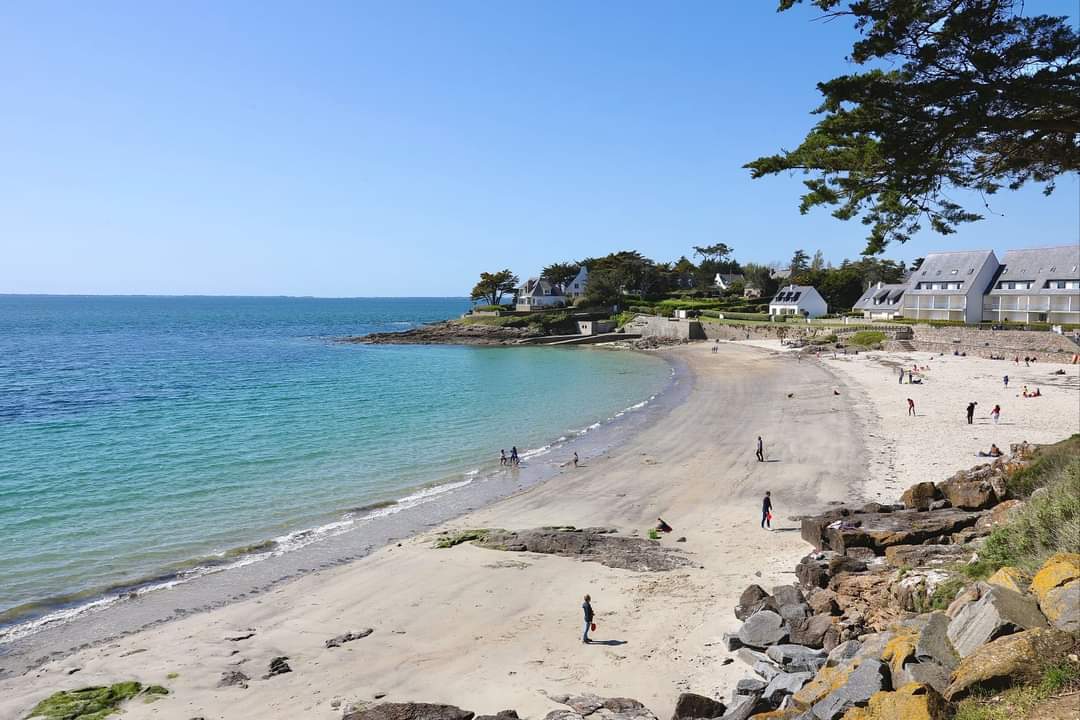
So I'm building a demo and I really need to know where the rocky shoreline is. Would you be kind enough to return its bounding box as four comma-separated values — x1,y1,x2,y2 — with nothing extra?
343,320,546,345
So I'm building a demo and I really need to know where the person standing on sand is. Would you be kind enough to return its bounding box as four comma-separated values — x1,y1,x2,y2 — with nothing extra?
761,491,773,530
500,449,507,466
756,436,764,462
966,402,977,424
582,594,594,643
991,404,1001,424
907,398,915,416
572,452,579,468
510,446,519,465
1003,375,1009,389
898,368,904,384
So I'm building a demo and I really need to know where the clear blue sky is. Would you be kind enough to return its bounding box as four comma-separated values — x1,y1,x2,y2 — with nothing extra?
2,1,1076,296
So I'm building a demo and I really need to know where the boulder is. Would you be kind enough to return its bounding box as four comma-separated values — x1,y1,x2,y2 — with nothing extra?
796,555,832,589
880,632,917,679
753,660,781,682
807,508,986,555
766,644,828,674
761,671,813,706
772,586,807,607
736,585,776,621
717,694,767,720
900,482,940,510
810,659,888,719
722,632,744,651
890,570,951,613
738,610,788,649
973,500,1025,533
928,499,950,511
986,566,1031,595
893,661,951,695
217,670,250,689
945,584,982,619
735,647,770,668
343,704,475,720
789,615,834,649
943,627,1076,701
806,589,840,617
937,472,999,510
826,641,861,667
671,693,725,720
475,712,519,720
326,629,374,648
883,544,971,569
264,656,291,678
914,612,959,671
778,604,810,623
1040,580,1080,632
1031,553,1080,605
946,584,1048,657
734,678,767,696
842,683,948,720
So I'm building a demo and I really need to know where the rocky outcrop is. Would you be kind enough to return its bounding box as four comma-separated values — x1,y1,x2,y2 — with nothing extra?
466,527,693,572
344,704,476,720
326,629,374,648
801,506,986,555
946,584,1048,657
544,694,659,720
840,682,949,720
345,321,545,346
671,692,725,719
943,628,1076,700
899,482,940,511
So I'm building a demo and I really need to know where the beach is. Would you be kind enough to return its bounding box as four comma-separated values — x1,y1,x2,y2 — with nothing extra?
2,341,1077,720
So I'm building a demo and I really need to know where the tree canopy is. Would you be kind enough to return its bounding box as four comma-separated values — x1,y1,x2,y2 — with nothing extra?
746,0,1080,253
541,262,581,288
470,270,519,306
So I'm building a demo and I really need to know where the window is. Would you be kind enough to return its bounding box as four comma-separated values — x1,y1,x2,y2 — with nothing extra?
1045,280,1080,289
950,269,958,275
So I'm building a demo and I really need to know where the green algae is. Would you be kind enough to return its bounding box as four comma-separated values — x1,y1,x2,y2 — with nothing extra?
26,682,168,720
434,529,489,548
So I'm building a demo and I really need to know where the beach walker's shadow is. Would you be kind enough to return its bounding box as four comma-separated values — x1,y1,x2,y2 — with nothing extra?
763,459,781,463
588,639,628,646
771,527,799,533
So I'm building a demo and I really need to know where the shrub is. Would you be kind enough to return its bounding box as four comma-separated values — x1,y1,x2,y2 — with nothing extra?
848,330,887,347
719,311,770,321
471,304,507,312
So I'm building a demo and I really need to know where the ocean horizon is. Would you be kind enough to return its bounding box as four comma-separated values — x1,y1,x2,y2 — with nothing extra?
0,295,671,640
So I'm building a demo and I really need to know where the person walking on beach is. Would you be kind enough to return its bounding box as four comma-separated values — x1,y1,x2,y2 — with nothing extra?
991,404,1001,424
966,402,977,424
510,446,519,466
582,594,594,643
500,449,508,466
756,436,764,462
761,491,773,530
907,398,915,416
1003,375,1009,389
572,452,579,468
898,368,904,384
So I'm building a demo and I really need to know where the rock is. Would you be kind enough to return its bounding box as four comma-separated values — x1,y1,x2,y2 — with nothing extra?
826,641,861,667
804,507,985,555
562,694,603,714
766,645,828,674
928,499,950,511
944,627,1076,701
900,482,940,510
946,584,1048,657
734,678,767,696
753,660,781,682
735,647,770,668
217,670,250,688
945,584,982,619
806,589,840,616
973,500,1025,532
846,683,948,720
914,612,959,671
893,661,951,695
738,610,788,649
986,566,1032,594
736,585,775,621
789,615,834,649
475,528,693,572
1040,580,1080,632
352,320,547,345
779,603,810,623
889,570,952,612
265,656,292,678
475,712,520,720
326,629,375,648
880,632,917,679
722,632,744,651
772,586,806,607
343,704,475,720
762,671,813,705
811,659,888,719
718,694,769,720
883,544,971,569
671,692,725,719
1031,553,1080,605
796,554,832,589
937,472,999,510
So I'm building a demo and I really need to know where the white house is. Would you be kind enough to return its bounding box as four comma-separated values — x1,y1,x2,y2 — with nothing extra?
900,250,999,324
713,273,745,292
769,285,828,318
515,278,566,311
563,266,589,301
983,246,1080,325
853,281,907,320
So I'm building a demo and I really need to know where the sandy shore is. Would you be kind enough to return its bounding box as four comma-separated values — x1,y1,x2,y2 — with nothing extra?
2,341,1076,720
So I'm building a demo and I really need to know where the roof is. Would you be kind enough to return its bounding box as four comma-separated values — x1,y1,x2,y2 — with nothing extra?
518,277,563,297
715,273,745,284
770,284,823,305
853,282,907,310
770,268,792,279
988,245,1080,296
908,250,997,294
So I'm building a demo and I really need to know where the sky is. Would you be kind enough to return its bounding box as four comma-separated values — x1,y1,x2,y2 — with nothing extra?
2,1,1077,297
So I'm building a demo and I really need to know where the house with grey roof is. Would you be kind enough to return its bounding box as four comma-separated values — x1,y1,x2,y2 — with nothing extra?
769,285,828,318
853,281,907,320
515,277,566,311
983,245,1080,325
900,250,999,324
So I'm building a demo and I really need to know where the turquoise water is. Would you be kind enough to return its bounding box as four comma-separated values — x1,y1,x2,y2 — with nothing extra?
0,296,669,631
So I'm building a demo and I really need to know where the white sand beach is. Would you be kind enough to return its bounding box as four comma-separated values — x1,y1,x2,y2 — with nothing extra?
2,342,1077,720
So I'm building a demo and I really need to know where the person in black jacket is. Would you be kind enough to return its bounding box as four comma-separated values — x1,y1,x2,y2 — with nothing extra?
582,594,594,643
761,491,773,530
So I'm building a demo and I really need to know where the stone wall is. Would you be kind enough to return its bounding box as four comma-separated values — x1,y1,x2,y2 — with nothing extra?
628,315,706,340
894,326,1080,362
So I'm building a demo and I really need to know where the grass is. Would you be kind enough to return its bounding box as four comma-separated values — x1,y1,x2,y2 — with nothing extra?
952,659,1080,720
927,576,967,610
434,529,489,548
26,682,167,720
460,311,576,335
847,330,887,347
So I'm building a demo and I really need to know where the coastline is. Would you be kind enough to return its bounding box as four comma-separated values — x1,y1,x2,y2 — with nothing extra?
0,346,687,678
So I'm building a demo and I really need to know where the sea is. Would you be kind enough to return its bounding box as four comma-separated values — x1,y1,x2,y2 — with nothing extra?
0,295,674,653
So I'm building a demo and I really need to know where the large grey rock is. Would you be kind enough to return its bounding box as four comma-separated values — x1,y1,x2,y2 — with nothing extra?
735,647,769,668
718,694,768,720
778,603,810,623
737,610,788,649
802,507,986,555
772,585,806,607
789,615,833,649
894,660,951,694
762,671,813,705
806,588,840,616
735,584,775,621
753,660,780,681
810,659,887,719
671,693,725,720
795,554,832,588
734,678,766,696
826,640,860,667
721,632,743,651
915,612,960,670
1042,581,1080,633
344,704,475,720
947,584,1048,657
765,644,828,674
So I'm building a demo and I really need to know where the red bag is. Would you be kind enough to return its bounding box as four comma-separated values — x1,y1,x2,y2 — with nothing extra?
591,622,597,631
